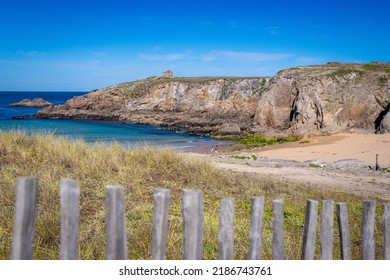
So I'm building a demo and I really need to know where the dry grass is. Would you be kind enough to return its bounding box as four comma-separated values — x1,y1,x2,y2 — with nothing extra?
0,131,386,259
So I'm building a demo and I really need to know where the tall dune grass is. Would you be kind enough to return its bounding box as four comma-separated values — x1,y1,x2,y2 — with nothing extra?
0,131,385,259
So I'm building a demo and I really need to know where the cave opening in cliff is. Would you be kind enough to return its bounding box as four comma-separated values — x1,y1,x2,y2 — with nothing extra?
375,102,390,133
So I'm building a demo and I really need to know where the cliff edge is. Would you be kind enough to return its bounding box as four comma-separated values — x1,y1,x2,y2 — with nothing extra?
36,62,390,137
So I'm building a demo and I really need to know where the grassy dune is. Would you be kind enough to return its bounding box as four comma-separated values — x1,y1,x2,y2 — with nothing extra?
0,131,385,259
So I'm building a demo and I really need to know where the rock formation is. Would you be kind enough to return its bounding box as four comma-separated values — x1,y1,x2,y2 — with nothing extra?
379,111,390,133
36,62,390,137
10,98,52,107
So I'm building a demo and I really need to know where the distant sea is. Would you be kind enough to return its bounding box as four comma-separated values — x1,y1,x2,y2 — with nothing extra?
0,91,222,150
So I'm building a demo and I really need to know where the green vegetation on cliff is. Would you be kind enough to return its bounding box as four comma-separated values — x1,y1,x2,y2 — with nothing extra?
219,135,298,149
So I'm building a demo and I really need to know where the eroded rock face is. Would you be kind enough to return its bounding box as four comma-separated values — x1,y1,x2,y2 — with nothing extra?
254,64,390,136
37,77,270,135
217,123,242,136
379,112,390,133
36,63,390,136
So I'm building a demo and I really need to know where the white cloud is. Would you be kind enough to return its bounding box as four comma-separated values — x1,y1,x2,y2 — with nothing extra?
201,54,218,62
201,50,291,62
92,51,108,57
265,26,280,35
139,50,291,63
138,50,293,64
198,21,213,26
15,50,45,56
139,52,191,61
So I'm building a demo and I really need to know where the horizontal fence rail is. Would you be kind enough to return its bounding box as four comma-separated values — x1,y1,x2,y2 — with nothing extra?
8,176,390,260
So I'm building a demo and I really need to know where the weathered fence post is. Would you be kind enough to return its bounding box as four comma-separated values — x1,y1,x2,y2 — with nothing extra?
320,200,334,260
302,200,318,260
272,199,285,260
375,154,381,171
151,189,171,260
362,200,376,260
218,197,235,260
248,196,265,260
12,176,38,260
105,185,127,260
182,189,203,260
60,178,80,260
336,202,351,260
383,204,390,260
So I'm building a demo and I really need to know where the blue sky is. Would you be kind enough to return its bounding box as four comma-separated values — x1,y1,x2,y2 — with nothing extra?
0,0,389,91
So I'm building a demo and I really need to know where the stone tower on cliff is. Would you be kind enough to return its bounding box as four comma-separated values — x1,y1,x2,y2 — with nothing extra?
162,70,173,78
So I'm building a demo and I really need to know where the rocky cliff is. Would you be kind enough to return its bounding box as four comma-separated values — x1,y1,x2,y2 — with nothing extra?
36,62,390,137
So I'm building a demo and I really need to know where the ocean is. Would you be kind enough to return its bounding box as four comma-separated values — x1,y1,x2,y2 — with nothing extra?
0,91,222,150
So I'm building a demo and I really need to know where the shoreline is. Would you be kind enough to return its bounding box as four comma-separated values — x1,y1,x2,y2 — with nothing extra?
250,133,390,165
191,132,390,200
186,133,390,165
180,140,242,154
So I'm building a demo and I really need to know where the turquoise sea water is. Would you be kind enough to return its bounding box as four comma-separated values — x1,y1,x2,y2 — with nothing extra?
0,91,222,150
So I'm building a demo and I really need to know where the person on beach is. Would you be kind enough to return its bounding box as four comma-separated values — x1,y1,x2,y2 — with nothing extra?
210,145,219,154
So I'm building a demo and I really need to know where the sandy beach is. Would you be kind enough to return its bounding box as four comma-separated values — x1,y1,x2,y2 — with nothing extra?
195,133,390,199
253,133,390,165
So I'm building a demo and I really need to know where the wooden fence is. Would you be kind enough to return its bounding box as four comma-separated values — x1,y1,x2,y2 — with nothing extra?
9,176,390,260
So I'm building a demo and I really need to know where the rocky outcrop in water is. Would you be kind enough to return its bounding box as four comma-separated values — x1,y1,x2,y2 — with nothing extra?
10,98,52,107
36,62,390,137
